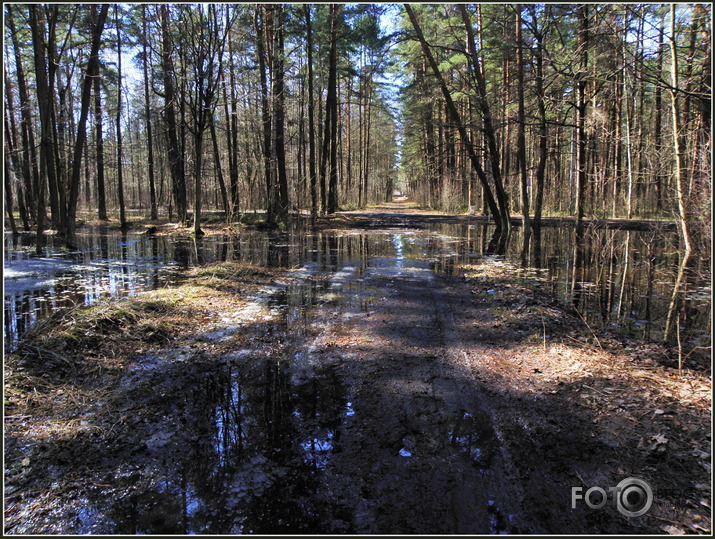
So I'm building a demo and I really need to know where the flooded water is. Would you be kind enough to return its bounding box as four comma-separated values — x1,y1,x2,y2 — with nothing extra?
4,219,711,534
4,221,710,351
58,226,526,534
90,359,351,534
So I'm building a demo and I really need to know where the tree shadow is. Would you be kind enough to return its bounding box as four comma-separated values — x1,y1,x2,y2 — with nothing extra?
4,229,709,535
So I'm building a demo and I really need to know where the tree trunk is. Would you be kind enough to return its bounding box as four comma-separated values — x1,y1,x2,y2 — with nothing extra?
361,74,373,209
529,5,547,268
624,38,635,220
304,5,318,219
4,138,18,234
327,4,340,214
654,13,665,213
225,11,240,218
7,6,40,226
210,113,230,216
193,128,204,236
65,4,109,248
115,6,127,230
458,4,511,234
142,5,158,220
571,5,589,300
273,4,290,221
93,75,108,220
663,6,704,351
28,5,56,252
255,5,274,223
668,3,693,257
574,5,589,232
4,65,30,231
159,5,187,222
515,5,530,265
405,5,504,245
44,7,63,231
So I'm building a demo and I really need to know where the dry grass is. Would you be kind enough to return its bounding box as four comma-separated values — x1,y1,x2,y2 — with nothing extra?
4,260,282,420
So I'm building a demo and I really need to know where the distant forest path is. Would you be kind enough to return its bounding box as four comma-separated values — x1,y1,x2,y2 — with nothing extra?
338,196,678,232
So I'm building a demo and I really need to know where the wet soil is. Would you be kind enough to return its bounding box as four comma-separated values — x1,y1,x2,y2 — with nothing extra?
334,199,678,231
4,212,711,534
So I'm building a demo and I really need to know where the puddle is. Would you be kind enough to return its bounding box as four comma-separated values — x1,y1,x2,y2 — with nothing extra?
487,499,512,534
6,219,709,534
448,409,496,468
6,222,709,349
78,356,350,534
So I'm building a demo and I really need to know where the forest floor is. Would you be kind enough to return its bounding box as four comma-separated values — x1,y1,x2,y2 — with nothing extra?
52,195,677,236
4,201,711,534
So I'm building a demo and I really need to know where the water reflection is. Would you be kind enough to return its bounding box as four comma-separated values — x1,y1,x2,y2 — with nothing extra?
448,409,496,468
90,358,349,534
4,232,190,350
461,223,710,345
4,220,710,350
5,221,710,533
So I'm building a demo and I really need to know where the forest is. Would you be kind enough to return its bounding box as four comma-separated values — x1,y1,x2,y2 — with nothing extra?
3,3,713,535
4,4,711,253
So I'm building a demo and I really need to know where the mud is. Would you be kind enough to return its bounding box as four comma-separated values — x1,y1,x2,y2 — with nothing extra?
4,222,711,534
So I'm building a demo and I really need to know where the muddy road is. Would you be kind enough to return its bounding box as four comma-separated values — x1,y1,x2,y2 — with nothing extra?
4,220,711,534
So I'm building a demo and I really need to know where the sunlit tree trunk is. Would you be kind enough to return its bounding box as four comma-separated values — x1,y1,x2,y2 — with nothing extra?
115,5,127,230
159,5,187,222
529,4,548,268
623,33,634,220
4,140,18,234
38,6,63,231
210,112,229,216
7,6,40,225
28,5,53,251
225,8,240,218
322,4,340,215
458,4,511,235
664,3,694,342
93,75,107,220
515,5,530,265
255,5,274,222
667,4,693,257
304,5,318,219
405,5,503,243
361,74,373,209
272,4,290,221
4,66,29,232
574,4,589,233
65,4,109,248
142,5,158,220
654,13,665,213
184,5,230,235
571,5,589,301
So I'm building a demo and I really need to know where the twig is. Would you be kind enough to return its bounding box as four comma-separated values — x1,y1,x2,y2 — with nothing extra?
582,383,608,396
684,344,711,361
22,343,76,372
676,314,683,375
565,334,601,353
572,308,603,351
574,471,589,488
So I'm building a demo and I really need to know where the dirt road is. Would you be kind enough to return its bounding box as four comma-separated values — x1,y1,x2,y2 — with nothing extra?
4,219,711,534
